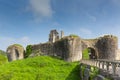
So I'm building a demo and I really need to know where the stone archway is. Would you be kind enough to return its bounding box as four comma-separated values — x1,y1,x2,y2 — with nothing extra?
15,49,19,60
82,47,97,59
88,47,97,59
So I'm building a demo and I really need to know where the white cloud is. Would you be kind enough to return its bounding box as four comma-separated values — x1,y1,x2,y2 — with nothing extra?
86,13,97,22
80,28,92,35
19,37,30,43
28,0,53,20
0,36,31,51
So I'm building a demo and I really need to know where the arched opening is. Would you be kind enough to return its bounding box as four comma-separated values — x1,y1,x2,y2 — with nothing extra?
15,49,19,59
82,47,97,59
88,47,97,59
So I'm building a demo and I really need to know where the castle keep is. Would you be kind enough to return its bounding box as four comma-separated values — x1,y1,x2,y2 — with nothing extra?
30,30,119,62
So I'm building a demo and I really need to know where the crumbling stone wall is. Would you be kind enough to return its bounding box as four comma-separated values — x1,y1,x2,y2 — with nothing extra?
6,44,24,62
95,35,118,60
31,36,82,62
116,49,120,60
81,35,118,60
49,30,59,43
31,34,118,62
31,43,54,56
66,36,82,61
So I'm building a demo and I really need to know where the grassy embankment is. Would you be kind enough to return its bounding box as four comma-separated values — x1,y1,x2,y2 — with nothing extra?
0,50,7,65
0,56,80,80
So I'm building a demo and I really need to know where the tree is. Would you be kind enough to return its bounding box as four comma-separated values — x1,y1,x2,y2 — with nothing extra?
25,45,32,58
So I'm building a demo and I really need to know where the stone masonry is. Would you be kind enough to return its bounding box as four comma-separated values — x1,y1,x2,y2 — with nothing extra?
30,30,119,62
49,30,59,43
6,44,24,62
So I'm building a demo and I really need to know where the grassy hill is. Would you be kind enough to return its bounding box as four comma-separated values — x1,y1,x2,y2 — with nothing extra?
0,50,7,65
0,50,6,56
0,56,80,80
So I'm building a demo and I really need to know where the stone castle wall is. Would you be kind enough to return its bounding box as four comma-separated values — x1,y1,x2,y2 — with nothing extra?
31,35,118,62
81,35,118,60
32,37,82,61
31,37,82,62
95,35,118,60
116,49,120,60
6,29,119,62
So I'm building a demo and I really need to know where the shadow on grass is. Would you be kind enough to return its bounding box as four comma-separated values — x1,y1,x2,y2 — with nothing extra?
49,56,63,60
65,64,80,80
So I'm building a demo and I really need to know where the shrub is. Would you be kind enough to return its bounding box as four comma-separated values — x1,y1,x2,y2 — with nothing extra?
25,45,32,58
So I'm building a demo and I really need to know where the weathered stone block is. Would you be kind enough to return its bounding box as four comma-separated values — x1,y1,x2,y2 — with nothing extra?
83,68,90,80
93,75,105,80
6,44,24,62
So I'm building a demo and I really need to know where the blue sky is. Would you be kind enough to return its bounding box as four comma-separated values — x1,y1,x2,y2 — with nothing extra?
0,0,120,51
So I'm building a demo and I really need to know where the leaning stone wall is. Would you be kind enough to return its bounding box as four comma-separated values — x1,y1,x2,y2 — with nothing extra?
31,37,82,62
66,37,82,62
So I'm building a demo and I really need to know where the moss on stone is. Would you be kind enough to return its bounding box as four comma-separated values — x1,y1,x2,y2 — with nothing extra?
7,44,24,61
8,44,24,50
69,34,79,38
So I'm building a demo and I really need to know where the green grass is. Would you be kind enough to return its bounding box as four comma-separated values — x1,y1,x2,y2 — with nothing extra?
82,49,89,59
0,55,8,65
0,50,8,65
0,56,80,80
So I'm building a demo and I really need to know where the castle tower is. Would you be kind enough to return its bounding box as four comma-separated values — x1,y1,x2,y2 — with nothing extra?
49,30,59,43
61,31,64,38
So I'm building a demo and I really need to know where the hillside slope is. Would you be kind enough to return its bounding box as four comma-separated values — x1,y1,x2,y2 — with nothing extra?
0,50,7,65
0,50,6,56
0,56,80,80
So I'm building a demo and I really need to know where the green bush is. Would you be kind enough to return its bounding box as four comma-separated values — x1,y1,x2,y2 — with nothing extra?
25,45,32,58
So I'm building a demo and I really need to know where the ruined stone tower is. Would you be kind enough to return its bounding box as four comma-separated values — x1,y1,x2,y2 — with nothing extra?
6,44,24,62
49,30,59,43
61,30,64,39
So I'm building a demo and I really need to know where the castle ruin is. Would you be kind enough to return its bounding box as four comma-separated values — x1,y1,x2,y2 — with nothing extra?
49,30,64,43
49,30,59,43
30,30,119,62
6,44,24,62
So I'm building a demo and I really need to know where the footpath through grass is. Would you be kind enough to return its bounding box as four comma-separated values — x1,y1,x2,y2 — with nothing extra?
0,56,80,80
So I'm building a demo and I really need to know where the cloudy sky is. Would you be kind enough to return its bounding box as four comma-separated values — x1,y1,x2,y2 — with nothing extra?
0,0,120,51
